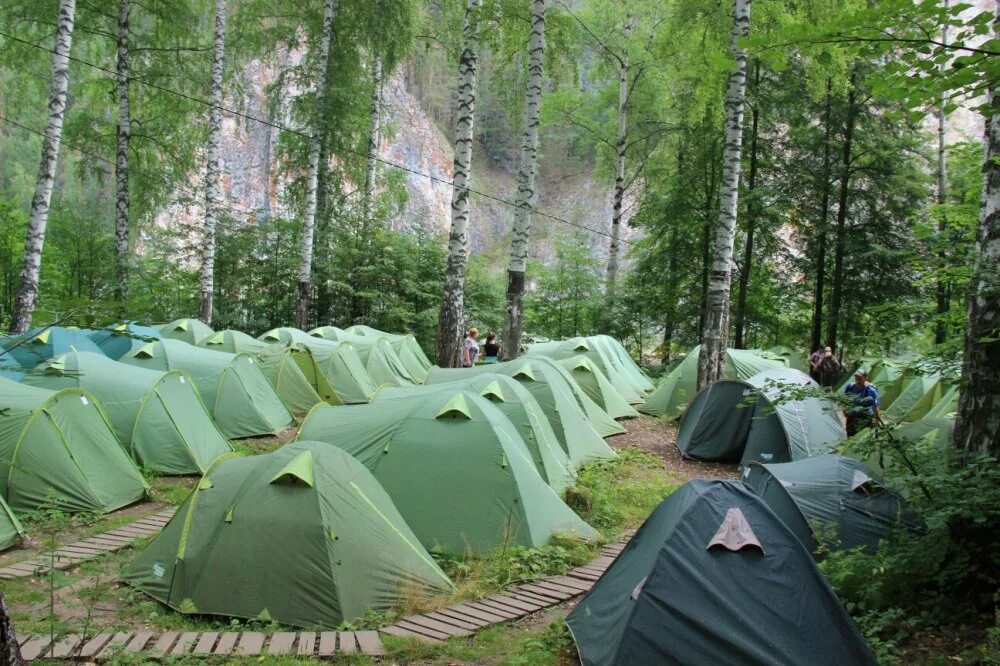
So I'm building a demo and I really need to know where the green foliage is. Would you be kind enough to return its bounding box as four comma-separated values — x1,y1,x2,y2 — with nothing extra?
574,447,676,535
525,230,603,339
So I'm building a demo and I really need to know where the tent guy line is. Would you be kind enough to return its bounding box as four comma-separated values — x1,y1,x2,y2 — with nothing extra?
0,30,635,247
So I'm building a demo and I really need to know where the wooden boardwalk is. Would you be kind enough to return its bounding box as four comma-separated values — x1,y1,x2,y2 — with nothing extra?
10,507,630,661
0,508,176,580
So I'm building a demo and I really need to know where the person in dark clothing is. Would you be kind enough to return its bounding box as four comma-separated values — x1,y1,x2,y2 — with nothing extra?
483,333,501,363
808,347,824,383
844,370,880,436
819,347,842,387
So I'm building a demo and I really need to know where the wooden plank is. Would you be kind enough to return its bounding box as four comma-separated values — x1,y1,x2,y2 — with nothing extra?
19,634,34,647
191,632,218,655
490,593,545,613
149,631,179,656
355,630,385,656
266,632,296,655
546,576,593,592
212,632,239,655
124,630,155,653
334,631,355,654
481,595,537,615
379,625,441,644
317,631,337,657
403,615,472,637
77,632,114,658
469,599,525,619
57,545,104,556
424,611,481,631
393,620,453,642
170,632,200,655
5,562,41,574
19,636,52,661
442,603,506,624
96,632,134,658
296,631,316,656
45,633,81,658
433,608,491,628
532,580,583,596
236,632,265,655
519,583,572,600
511,589,558,606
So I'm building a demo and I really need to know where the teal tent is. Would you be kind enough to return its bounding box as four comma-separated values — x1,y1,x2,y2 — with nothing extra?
4,327,104,369
298,391,597,554
88,322,162,360
676,367,845,467
566,480,875,666
157,318,214,345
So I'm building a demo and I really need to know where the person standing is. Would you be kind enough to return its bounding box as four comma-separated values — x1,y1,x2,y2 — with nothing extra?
819,346,842,387
844,370,880,436
808,347,824,383
483,332,501,363
462,328,480,367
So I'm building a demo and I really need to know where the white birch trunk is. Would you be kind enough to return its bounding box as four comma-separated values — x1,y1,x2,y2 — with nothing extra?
114,0,130,312
955,0,1000,460
934,0,951,344
605,18,634,303
296,0,337,330
501,0,547,360
198,0,226,325
10,0,76,334
436,0,482,367
364,53,383,221
697,0,751,388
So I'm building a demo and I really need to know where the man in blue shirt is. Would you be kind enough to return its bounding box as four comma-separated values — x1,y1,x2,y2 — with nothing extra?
844,370,880,436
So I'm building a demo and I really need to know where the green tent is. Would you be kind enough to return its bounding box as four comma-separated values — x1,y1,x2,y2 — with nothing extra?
743,455,920,557
122,441,453,628
373,373,575,492
309,328,418,386
765,345,807,372
259,328,378,403
123,340,293,438
539,357,627,438
556,356,639,420
426,360,617,467
156,318,214,345
676,367,845,467
881,372,944,422
0,378,148,514
894,415,955,448
0,494,25,551
338,325,435,381
4,326,104,369
591,335,654,392
925,384,958,419
87,321,163,360
868,357,908,388
198,330,332,415
528,337,645,403
835,356,882,393
639,346,785,419
565,480,875,666
298,391,597,554
23,352,231,475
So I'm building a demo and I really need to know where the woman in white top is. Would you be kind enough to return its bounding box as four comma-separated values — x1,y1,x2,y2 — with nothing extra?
462,328,480,367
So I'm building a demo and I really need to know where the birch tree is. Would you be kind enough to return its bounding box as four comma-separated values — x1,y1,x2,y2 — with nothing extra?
501,0,546,360
9,0,76,334
604,16,634,304
436,0,482,367
363,0,383,221
697,0,751,387
114,0,130,312
198,0,226,325
934,0,951,345
296,0,337,330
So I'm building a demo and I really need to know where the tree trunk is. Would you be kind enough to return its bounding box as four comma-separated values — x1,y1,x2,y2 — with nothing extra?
697,0,751,388
810,81,833,352
198,0,226,326
934,0,951,345
733,61,761,349
9,0,75,335
605,18,635,304
296,0,337,330
825,78,857,351
363,54,383,220
436,0,482,367
954,1,1000,460
113,0,130,313
0,591,22,665
501,0,546,360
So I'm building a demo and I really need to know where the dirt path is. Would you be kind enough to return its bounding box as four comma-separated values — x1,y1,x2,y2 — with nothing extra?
607,415,739,481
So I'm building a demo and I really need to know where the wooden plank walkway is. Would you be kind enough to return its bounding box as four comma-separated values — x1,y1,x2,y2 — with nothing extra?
0,508,176,580
13,528,631,660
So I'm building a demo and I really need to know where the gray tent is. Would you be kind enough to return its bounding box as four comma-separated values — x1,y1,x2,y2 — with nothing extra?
742,454,920,557
676,367,845,467
565,480,875,666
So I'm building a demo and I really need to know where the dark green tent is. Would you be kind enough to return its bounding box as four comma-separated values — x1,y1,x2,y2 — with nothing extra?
676,368,845,467
742,455,920,557
565,480,875,666
88,322,162,360
122,441,453,628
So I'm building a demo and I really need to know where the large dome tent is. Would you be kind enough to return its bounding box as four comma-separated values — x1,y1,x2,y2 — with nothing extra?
156,318,214,345
528,337,644,403
537,356,627,438
298,391,597,554
23,352,231,475
198,330,330,415
309,327,419,386
676,367,845,467
123,340,293,438
565,480,875,666
122,442,453,628
259,328,378,403
556,355,639,420
373,373,575,492
0,378,148,514
3,326,104,369
339,325,434,380
87,321,162,360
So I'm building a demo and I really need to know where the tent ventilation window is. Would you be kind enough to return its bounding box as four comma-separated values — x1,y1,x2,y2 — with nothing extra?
269,451,315,487
851,470,882,495
436,394,473,420
708,507,765,553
